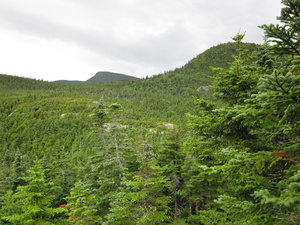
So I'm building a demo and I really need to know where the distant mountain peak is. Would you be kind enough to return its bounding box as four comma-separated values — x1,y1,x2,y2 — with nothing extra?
55,71,139,84
85,71,139,84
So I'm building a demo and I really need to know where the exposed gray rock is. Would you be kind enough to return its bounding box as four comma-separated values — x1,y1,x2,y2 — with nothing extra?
163,123,175,129
103,123,128,131
197,85,211,91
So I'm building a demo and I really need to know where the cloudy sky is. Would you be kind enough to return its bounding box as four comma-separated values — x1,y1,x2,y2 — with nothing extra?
0,0,283,81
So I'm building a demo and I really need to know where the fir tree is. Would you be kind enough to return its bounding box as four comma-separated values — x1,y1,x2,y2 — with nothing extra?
65,180,101,224
1,160,67,225
212,32,258,105
186,1,300,224
260,0,300,56
104,143,171,225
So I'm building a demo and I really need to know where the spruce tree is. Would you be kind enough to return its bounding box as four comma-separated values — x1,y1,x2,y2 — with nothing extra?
1,160,67,225
249,1,300,223
65,180,101,224
258,0,300,137
185,2,300,224
212,33,258,105
104,143,171,225
260,0,300,56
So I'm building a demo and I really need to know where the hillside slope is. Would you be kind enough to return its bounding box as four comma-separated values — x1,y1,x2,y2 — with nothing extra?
1,2,298,222
85,71,139,83
150,42,259,88
54,80,84,84
0,34,259,121
0,42,259,125
1,41,278,225
55,71,139,84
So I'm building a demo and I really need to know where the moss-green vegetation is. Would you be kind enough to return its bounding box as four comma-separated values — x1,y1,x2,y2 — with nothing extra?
1,1,299,224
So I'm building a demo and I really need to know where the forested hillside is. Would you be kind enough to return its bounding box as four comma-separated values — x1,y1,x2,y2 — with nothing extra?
55,71,139,84
0,1,299,224
85,71,139,83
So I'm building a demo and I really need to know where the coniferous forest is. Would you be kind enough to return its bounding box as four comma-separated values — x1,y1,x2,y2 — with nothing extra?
0,1,299,224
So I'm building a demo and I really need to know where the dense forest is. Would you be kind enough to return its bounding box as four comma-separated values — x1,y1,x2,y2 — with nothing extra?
0,1,299,224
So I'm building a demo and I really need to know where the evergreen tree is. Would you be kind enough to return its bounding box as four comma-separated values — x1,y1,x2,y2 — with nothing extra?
9,150,28,191
249,0,300,223
258,0,300,138
212,33,258,105
156,130,185,219
1,160,67,225
185,1,300,224
92,100,109,126
0,190,22,225
260,0,300,56
87,128,137,219
104,143,171,225
65,180,101,224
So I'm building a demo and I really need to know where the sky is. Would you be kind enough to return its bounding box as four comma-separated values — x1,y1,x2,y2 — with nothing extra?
0,0,283,81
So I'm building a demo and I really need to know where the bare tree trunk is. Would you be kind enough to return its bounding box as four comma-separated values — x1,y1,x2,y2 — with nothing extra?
174,196,179,218
189,199,192,216
113,133,123,168
195,202,199,216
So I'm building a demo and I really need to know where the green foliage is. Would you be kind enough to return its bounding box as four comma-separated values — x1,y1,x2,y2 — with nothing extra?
184,2,300,224
56,72,138,84
1,3,299,223
1,160,67,225
212,32,259,105
0,190,23,224
253,168,300,224
259,0,300,56
65,180,101,224
255,56,300,137
92,100,109,125
85,71,139,84
104,154,171,225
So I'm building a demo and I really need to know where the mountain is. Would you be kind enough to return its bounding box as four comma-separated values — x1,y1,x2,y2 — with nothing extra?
152,42,259,86
85,71,139,83
125,42,259,96
54,80,84,84
1,42,259,125
55,71,139,84
2,4,298,222
3,41,285,224
1,42,259,124
54,42,258,87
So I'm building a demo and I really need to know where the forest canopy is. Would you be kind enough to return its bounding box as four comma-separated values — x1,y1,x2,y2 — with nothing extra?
0,1,299,224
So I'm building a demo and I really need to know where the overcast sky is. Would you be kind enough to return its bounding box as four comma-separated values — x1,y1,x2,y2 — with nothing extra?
0,0,283,81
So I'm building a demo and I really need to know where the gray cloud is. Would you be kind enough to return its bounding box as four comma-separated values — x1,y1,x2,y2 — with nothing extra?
0,0,283,80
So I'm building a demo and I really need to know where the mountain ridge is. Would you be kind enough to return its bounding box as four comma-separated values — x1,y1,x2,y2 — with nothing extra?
55,71,139,84
1,41,259,96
